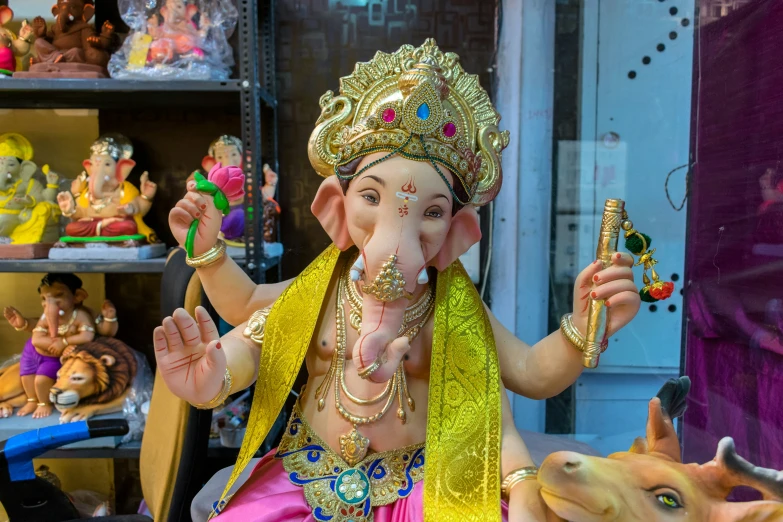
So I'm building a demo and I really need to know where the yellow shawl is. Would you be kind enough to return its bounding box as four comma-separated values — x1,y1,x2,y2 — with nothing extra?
218,245,501,521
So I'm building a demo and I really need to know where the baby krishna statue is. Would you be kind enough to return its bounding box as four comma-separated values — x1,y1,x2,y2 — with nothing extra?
155,39,641,521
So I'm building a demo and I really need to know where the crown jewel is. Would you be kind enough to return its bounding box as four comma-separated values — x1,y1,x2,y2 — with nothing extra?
90,134,134,162
307,39,510,206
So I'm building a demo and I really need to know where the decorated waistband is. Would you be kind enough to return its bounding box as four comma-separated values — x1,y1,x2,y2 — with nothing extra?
275,401,425,522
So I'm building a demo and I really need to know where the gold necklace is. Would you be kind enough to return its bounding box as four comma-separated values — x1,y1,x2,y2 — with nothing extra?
344,253,435,336
57,309,77,336
313,261,435,466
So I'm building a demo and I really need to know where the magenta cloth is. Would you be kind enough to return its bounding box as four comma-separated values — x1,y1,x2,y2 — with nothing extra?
683,0,783,484
220,207,245,240
214,450,509,521
19,338,60,380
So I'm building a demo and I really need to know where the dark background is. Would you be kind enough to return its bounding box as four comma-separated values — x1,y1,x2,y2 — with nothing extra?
274,0,499,278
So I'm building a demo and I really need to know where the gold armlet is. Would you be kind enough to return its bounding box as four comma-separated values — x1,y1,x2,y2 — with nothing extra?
501,466,539,502
46,184,59,189
192,367,233,410
243,306,272,346
14,320,29,332
559,313,607,354
186,239,227,269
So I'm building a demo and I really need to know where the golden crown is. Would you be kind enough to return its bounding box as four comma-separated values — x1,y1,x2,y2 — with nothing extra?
307,39,510,206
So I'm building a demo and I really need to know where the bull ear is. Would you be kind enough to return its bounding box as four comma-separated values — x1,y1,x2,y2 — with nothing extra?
629,436,649,454
646,397,682,462
712,501,783,522
100,355,116,367
312,175,353,250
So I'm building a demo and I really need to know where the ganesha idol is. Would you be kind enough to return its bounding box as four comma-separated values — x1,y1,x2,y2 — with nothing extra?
188,135,282,259
146,0,209,65
156,40,645,521
51,135,165,260
0,273,138,423
0,133,62,259
0,7,35,76
13,0,115,79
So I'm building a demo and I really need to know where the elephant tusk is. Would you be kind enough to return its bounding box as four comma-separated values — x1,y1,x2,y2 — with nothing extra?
350,255,365,282
417,268,429,285
58,309,65,317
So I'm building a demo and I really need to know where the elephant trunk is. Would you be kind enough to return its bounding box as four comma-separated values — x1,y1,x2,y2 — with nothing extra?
46,298,61,339
351,235,425,382
57,12,69,33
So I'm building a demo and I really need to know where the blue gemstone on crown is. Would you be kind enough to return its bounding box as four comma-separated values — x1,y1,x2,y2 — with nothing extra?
416,103,431,120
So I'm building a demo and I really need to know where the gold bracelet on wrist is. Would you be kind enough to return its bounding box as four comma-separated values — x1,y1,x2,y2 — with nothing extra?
141,194,152,201
186,239,227,269
46,184,59,189
501,466,539,501
192,367,233,410
14,320,29,332
559,313,607,354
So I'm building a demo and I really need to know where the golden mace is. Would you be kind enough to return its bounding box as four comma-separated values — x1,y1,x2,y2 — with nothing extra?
583,199,625,368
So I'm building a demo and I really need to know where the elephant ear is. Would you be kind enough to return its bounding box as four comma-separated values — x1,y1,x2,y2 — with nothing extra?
0,6,13,26
312,175,353,250
201,155,217,173
186,4,199,20
82,3,95,22
50,4,58,17
19,161,37,182
432,205,481,271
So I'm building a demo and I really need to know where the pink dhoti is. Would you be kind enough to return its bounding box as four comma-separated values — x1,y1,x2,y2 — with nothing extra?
213,451,509,521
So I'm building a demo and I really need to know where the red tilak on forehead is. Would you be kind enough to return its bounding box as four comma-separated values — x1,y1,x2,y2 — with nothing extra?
401,178,417,194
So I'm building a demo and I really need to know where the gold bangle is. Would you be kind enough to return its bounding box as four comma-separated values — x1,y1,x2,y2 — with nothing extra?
192,367,233,410
141,194,152,201
14,320,29,332
501,466,539,501
559,314,607,354
186,239,227,269
46,184,59,189
103,316,118,323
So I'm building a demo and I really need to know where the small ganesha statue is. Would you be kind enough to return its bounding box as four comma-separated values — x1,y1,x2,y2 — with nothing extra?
191,135,280,248
56,135,158,246
0,133,61,246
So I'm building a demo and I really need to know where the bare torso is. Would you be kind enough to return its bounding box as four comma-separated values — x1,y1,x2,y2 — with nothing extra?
297,259,433,454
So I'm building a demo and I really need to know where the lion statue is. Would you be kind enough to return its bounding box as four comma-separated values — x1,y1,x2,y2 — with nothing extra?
49,337,138,423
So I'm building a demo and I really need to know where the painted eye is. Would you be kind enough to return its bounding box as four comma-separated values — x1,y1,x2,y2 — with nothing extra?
362,194,379,204
425,210,442,218
656,493,683,509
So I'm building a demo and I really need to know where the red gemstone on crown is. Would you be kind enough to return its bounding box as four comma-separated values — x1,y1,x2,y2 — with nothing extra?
443,122,457,138
382,108,396,123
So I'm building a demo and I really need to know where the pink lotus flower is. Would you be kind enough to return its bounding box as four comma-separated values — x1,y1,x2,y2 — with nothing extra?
208,162,245,203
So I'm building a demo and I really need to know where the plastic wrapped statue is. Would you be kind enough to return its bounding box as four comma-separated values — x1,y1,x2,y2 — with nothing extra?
0,7,36,76
0,274,123,420
109,0,237,80
188,135,280,249
55,134,158,246
14,0,115,78
0,133,61,245
538,378,783,521
156,40,643,521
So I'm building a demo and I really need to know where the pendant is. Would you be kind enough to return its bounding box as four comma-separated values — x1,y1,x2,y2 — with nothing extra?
339,426,369,466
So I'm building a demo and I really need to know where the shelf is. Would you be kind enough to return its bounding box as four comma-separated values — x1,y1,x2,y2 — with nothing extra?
0,257,167,273
0,254,280,274
0,79,243,109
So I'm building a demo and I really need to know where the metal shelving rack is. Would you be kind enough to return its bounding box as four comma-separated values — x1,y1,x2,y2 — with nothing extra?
0,0,279,279
0,0,278,465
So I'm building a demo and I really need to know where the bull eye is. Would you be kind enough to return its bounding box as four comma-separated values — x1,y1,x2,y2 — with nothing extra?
656,493,683,509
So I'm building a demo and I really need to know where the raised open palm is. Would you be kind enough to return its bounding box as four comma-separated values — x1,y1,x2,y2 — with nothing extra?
153,306,226,405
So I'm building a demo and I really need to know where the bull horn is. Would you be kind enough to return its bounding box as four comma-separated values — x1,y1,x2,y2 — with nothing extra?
716,437,783,501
